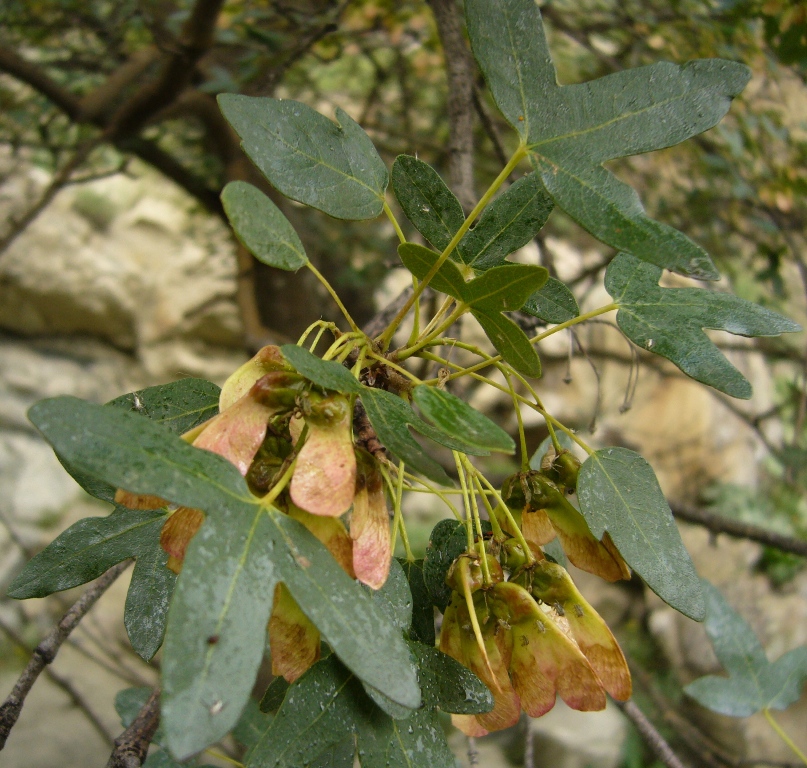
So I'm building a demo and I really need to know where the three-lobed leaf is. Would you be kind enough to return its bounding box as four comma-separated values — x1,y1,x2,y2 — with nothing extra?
466,0,751,279
577,447,704,621
222,181,308,272
606,252,801,399
684,580,807,716
219,95,388,220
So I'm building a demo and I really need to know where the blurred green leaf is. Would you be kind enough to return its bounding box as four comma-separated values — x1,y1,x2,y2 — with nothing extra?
606,252,801,399
398,558,435,646
685,580,807,716
280,345,361,394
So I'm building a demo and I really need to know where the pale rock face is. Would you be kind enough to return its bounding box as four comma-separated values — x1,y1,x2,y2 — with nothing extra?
0,156,243,370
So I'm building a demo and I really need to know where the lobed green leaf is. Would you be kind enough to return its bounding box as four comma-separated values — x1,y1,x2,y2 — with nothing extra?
606,252,801,399
466,0,751,279
577,447,704,620
462,263,547,311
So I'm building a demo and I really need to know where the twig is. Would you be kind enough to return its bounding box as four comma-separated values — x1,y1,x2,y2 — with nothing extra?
105,687,161,768
0,617,114,745
0,560,132,750
615,699,691,768
671,503,807,558
426,0,477,211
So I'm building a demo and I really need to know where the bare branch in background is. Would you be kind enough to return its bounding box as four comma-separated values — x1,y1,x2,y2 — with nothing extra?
615,699,691,768
0,560,132,751
426,0,477,211
672,503,807,558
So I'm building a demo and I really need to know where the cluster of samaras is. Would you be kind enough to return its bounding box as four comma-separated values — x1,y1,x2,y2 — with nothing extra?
113,344,631,733
114,345,390,683
441,454,632,735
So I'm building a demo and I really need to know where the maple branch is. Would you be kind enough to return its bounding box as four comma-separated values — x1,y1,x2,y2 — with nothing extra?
0,617,114,746
615,700,691,768
671,503,807,558
0,560,132,751
105,688,161,768
427,0,477,211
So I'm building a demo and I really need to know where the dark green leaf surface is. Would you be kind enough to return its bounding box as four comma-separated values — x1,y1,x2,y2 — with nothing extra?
280,345,361,393
422,519,469,612
233,699,274,753
124,522,176,660
463,263,547,311
368,559,413,633
115,686,154,728
471,308,542,377
413,385,514,454
219,95,388,220
522,277,579,324
397,243,467,300
106,378,221,436
577,447,704,621
29,397,253,513
359,389,452,484
466,0,751,278
222,181,308,271
248,654,457,768
411,642,492,714
392,156,464,252
457,174,553,270
605,252,801,399
248,656,366,768
684,580,807,716
309,739,356,768
7,507,165,599
260,677,290,714
273,513,421,713
398,559,435,645
162,503,280,759
58,379,220,504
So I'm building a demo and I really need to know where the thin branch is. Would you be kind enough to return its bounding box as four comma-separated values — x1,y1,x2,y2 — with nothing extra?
0,617,114,745
671,503,807,558
0,560,132,751
105,687,161,768
615,699,691,768
426,0,477,210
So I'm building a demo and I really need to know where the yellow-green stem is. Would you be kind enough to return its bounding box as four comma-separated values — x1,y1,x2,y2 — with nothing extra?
474,474,505,539
529,303,619,344
307,262,361,334
205,749,244,768
398,302,469,360
392,460,414,561
378,146,527,347
384,201,406,244
763,709,807,766
454,452,476,552
404,471,464,520
473,469,536,564
365,351,423,384
297,319,335,347
464,462,491,584
260,455,299,509
504,370,530,471
417,296,454,342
